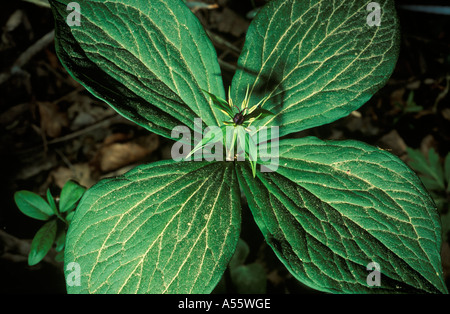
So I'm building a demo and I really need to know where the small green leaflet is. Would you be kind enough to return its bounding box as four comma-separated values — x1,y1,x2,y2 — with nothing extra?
228,239,266,294
202,89,233,118
55,226,66,252
14,190,54,221
244,108,274,123
28,220,58,266
46,188,58,215
65,160,241,293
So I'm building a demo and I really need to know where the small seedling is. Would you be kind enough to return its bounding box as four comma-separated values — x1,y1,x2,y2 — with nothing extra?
14,180,86,265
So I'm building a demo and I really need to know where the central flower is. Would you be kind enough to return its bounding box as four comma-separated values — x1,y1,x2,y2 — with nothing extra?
233,112,245,125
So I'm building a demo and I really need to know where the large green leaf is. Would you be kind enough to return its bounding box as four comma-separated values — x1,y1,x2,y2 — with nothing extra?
236,137,447,293
231,0,400,137
64,160,241,293
49,0,226,139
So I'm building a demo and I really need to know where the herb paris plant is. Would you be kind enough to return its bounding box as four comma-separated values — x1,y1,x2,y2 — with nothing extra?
48,0,447,293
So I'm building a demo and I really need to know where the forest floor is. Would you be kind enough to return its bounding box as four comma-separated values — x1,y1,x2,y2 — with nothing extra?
0,0,449,294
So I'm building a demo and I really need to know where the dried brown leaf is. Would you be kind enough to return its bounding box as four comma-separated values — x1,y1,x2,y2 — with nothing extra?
97,133,159,172
37,101,68,138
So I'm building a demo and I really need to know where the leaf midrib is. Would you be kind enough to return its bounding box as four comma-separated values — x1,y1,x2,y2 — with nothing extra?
256,139,440,287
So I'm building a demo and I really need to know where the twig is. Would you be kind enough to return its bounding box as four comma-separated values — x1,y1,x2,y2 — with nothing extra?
46,114,125,145
186,2,219,13
206,30,241,55
0,29,55,86
52,85,86,104
433,75,450,113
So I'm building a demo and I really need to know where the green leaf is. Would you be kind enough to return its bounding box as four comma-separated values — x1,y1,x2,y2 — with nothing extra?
244,108,274,122
48,0,227,139
244,131,258,177
14,191,54,221
59,180,86,213
445,153,450,192
46,188,58,215
202,89,233,118
28,220,58,266
55,251,65,262
236,137,447,293
427,148,445,189
407,148,429,174
64,160,241,293
230,0,400,137
65,211,75,223
419,176,444,192
407,148,446,191
235,126,247,156
224,126,238,161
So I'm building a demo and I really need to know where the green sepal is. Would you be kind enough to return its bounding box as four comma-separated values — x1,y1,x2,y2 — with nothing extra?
202,89,233,118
